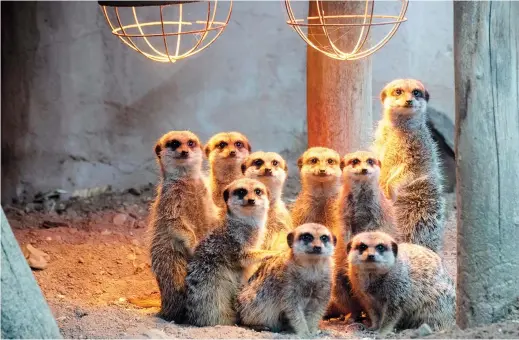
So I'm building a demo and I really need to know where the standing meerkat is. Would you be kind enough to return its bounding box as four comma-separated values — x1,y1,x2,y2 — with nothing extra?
237,223,336,337
149,130,219,322
241,151,293,251
328,151,396,321
185,178,279,327
347,231,455,336
372,79,445,252
205,131,252,210
291,147,343,230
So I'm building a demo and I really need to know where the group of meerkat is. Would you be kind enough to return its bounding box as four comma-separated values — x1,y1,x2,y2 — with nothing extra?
147,78,454,337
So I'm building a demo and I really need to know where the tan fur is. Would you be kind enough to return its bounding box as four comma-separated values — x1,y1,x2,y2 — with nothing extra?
347,232,455,336
205,131,252,211
237,223,336,337
242,151,293,251
149,131,219,322
372,79,445,253
291,147,343,231
328,151,397,321
185,178,280,327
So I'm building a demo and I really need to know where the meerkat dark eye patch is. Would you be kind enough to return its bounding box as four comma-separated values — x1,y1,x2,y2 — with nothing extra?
165,139,181,150
320,235,330,243
299,233,314,243
233,188,248,199
217,141,228,149
393,88,403,96
367,159,375,166
350,158,361,166
376,244,387,252
272,160,279,166
357,243,368,253
412,89,423,97
253,159,264,168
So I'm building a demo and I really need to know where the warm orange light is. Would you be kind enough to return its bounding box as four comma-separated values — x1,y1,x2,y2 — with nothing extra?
285,0,409,61
100,1,232,63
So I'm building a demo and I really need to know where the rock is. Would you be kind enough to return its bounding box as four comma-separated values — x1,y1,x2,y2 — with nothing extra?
113,213,128,226
78,257,85,264
417,323,433,337
101,229,112,236
131,239,140,247
41,220,70,229
142,329,169,339
23,244,50,270
25,202,43,213
74,308,88,318
128,188,141,196
127,253,137,261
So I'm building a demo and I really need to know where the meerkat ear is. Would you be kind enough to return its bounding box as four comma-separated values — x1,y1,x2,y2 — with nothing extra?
391,242,398,257
340,159,346,170
376,159,382,168
287,232,294,248
265,188,271,200
424,90,430,102
223,189,230,203
332,234,337,246
297,156,303,170
346,241,352,254
204,144,211,158
154,144,162,158
283,161,288,173
241,163,247,175
380,88,387,104
246,141,252,153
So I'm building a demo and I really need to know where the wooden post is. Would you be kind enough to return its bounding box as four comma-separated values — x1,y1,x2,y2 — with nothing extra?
307,0,372,154
1,208,62,338
454,1,519,329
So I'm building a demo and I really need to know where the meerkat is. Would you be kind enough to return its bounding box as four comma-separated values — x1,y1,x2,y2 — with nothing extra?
347,231,455,336
237,223,336,337
291,147,343,231
205,131,252,210
241,151,293,251
148,130,219,322
372,79,445,252
328,151,397,321
185,178,280,327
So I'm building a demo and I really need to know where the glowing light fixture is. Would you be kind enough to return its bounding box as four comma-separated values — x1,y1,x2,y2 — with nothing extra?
99,1,232,63
284,0,409,61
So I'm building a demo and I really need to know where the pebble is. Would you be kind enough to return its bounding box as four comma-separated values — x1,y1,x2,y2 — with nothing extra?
113,213,128,226
142,329,169,339
101,229,112,236
24,244,50,270
417,323,433,337
78,257,85,264
128,188,141,196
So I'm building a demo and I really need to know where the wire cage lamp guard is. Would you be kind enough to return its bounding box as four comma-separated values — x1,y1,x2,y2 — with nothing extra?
98,1,232,63
284,0,409,61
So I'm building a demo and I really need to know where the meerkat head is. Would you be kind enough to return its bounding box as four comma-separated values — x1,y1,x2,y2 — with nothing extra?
380,79,429,118
154,130,203,178
341,151,381,183
346,231,398,274
297,147,342,185
287,223,336,262
223,178,270,223
241,151,287,200
204,132,251,168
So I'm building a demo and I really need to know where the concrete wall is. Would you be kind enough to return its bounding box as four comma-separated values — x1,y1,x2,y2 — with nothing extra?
1,1,455,203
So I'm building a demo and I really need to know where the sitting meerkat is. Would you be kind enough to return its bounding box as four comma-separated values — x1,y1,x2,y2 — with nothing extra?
291,147,343,230
149,130,219,322
241,151,293,251
328,151,396,321
347,231,455,336
237,223,336,337
372,79,445,253
185,178,279,327
205,131,251,210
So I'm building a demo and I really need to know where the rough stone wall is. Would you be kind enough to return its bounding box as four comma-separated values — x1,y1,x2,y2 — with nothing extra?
1,1,455,203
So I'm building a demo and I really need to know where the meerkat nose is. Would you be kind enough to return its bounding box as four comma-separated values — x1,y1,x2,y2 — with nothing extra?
319,169,326,174
361,168,368,175
313,246,322,253
264,168,272,175
247,199,256,205
367,254,376,262
406,100,413,105
229,151,237,157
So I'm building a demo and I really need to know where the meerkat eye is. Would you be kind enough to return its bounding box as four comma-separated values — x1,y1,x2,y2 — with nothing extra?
166,140,181,150
351,158,360,166
367,159,374,166
358,243,368,252
320,235,330,243
412,89,423,97
187,140,195,147
310,158,318,164
300,233,314,243
376,244,387,252
394,89,403,96
272,160,279,166
253,159,264,167
235,141,243,148
217,141,227,149
234,188,247,198
254,188,262,196
327,159,335,165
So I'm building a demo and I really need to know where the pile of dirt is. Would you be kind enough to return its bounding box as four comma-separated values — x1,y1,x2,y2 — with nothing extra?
4,186,519,339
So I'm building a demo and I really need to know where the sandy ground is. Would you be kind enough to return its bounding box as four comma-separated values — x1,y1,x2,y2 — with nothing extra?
5,181,519,339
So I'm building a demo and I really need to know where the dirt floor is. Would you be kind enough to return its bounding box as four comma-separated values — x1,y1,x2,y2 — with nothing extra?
4,181,519,339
